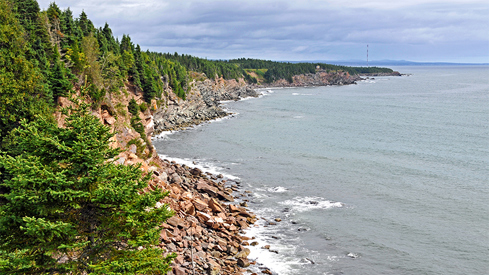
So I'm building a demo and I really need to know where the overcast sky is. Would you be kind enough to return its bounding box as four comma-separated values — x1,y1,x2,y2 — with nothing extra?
37,0,489,63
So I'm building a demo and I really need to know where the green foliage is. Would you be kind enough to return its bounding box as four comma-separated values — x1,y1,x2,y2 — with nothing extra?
88,85,106,104
49,59,73,99
0,0,52,149
228,58,394,83
0,105,175,274
160,52,242,81
127,98,151,156
81,33,103,88
127,138,147,159
139,102,148,113
128,98,140,116
114,102,128,117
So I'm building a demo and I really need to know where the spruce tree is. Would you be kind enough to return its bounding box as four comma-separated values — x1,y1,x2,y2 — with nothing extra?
0,104,175,274
49,59,73,100
0,0,51,149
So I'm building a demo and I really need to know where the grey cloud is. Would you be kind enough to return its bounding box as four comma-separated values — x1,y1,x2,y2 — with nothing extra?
36,0,489,62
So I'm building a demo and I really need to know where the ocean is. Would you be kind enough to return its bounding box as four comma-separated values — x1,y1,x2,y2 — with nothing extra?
152,66,489,275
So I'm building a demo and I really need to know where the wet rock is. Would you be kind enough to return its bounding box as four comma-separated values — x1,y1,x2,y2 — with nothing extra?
235,248,251,259
237,258,250,268
305,258,315,264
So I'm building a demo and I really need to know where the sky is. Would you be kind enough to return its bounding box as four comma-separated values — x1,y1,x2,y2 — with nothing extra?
37,0,489,63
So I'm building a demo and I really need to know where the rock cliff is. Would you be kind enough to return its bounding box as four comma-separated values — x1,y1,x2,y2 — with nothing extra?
153,77,258,133
254,70,363,88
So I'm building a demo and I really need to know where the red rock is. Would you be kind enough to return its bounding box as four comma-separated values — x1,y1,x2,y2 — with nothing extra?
229,204,240,213
193,198,208,211
196,212,212,223
167,216,185,228
159,230,168,241
217,191,234,202
237,220,248,229
239,210,254,218
172,265,186,275
174,255,185,265
208,198,223,212
196,181,218,196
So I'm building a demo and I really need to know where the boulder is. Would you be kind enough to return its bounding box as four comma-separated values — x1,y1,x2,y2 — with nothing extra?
167,216,185,228
235,248,250,259
208,198,223,213
193,199,209,211
172,265,186,275
237,258,250,268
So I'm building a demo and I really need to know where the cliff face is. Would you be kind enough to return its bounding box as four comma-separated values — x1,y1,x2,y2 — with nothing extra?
153,77,258,134
254,70,362,88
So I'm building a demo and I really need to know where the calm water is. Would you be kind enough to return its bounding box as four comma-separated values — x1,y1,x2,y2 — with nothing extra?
153,66,489,275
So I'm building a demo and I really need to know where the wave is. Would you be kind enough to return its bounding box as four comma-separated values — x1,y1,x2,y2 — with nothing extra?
279,196,343,212
243,217,304,275
152,130,177,140
157,154,240,180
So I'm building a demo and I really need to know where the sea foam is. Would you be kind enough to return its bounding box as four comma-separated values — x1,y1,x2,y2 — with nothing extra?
279,196,343,212
158,154,240,180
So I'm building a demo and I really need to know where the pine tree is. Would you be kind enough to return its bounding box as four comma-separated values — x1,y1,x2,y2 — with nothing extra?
77,10,94,37
0,104,175,274
49,59,73,100
0,0,51,149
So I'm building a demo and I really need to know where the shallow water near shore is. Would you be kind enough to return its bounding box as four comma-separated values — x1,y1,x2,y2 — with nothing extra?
153,66,489,275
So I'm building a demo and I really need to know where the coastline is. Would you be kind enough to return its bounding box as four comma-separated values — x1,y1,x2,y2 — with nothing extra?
152,72,404,275
147,154,262,275
152,70,399,134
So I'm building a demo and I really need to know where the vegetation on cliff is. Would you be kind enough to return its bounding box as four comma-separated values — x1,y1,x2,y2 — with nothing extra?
0,1,175,273
0,104,175,274
160,55,395,84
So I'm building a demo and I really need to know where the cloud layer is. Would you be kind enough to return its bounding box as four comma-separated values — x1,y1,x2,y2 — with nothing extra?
37,0,489,63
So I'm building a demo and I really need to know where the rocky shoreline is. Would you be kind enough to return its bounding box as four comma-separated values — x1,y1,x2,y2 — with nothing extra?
153,78,259,134
152,70,375,134
142,156,269,275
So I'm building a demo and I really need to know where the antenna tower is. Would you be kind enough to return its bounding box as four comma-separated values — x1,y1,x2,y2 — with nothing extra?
367,44,369,67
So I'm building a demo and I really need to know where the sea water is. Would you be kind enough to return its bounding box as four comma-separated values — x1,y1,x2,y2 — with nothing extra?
153,66,489,275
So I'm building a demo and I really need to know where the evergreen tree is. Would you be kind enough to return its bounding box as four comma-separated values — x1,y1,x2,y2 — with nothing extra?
0,0,51,149
0,104,175,274
77,10,94,37
49,59,73,100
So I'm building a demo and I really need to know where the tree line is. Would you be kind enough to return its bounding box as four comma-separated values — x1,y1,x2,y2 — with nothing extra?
1,1,175,273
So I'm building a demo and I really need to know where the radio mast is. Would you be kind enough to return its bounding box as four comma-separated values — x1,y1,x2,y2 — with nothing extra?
367,44,369,67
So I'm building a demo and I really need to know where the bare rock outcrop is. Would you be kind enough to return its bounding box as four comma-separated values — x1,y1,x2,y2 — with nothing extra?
153,77,258,134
